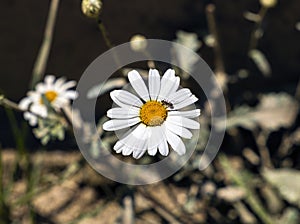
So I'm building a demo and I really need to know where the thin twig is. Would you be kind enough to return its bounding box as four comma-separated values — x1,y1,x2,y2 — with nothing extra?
0,96,22,111
138,188,181,224
277,133,293,158
255,130,273,169
30,0,60,88
97,19,122,68
98,20,113,49
122,196,134,224
0,95,47,119
205,4,225,74
205,4,232,112
248,6,268,51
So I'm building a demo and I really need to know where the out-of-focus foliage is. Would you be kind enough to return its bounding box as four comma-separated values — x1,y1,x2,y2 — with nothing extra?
224,93,299,131
263,169,300,208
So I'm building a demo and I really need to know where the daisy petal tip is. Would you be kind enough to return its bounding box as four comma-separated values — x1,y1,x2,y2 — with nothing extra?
160,151,169,157
193,95,199,102
102,120,112,131
110,90,118,97
184,133,193,139
148,147,157,156
45,75,55,84
165,69,175,77
19,98,30,110
148,152,156,156
122,148,133,156
176,150,186,156
149,68,159,75
133,150,145,159
106,109,112,118
128,70,141,80
113,142,123,152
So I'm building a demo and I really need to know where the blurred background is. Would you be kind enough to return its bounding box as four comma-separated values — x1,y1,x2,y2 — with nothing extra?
0,0,300,223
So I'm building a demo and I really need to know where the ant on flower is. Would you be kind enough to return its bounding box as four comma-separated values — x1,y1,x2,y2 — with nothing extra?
161,100,174,109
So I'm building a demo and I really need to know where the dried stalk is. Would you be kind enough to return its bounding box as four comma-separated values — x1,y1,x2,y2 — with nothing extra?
31,0,60,88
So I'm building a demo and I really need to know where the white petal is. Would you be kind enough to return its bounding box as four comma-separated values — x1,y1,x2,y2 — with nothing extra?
168,109,201,118
122,146,133,156
120,124,148,159
147,126,164,151
61,90,78,100
131,126,148,152
45,75,55,87
110,90,140,109
148,69,161,100
27,91,40,102
113,141,124,153
35,83,47,93
102,117,140,131
19,97,32,110
54,77,66,90
158,69,179,100
166,116,200,129
166,129,186,155
30,104,47,118
160,69,175,89
133,148,146,159
111,90,143,107
173,95,198,110
158,138,169,156
148,147,158,156
107,107,139,119
52,97,69,108
165,122,193,139
128,70,150,101
24,112,38,126
59,80,77,91
168,88,192,103
110,91,131,108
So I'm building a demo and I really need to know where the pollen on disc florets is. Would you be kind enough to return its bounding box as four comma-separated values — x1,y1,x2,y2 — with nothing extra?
140,101,168,126
40,91,58,104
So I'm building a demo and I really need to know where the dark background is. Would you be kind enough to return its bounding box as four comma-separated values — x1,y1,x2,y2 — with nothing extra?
1,0,300,147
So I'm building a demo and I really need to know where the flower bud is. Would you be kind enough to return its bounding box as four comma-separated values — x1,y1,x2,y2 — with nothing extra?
81,0,102,19
260,0,277,8
130,35,147,52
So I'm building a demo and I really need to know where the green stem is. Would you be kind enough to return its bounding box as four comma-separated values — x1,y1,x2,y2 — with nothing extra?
97,19,121,67
98,20,113,49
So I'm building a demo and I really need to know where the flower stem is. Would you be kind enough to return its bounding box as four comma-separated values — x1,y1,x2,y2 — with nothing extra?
30,0,60,88
97,19,122,67
0,96,22,112
98,19,114,49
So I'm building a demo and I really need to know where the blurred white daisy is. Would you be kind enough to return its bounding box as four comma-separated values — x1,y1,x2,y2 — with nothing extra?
19,75,78,126
103,69,200,159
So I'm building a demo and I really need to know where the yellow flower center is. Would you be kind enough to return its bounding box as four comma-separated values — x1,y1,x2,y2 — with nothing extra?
40,91,58,104
140,101,167,126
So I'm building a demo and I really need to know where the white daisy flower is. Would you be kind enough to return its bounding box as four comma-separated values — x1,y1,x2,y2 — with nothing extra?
103,69,201,159
19,75,78,126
